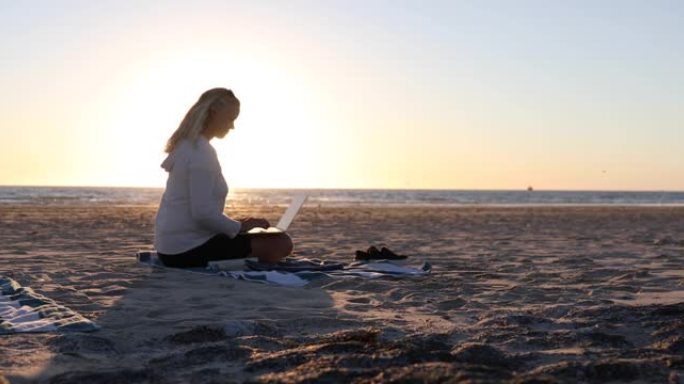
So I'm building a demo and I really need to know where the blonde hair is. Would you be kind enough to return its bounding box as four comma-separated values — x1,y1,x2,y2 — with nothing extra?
165,88,240,153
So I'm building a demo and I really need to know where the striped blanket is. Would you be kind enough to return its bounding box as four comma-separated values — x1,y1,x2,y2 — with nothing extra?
0,276,99,334
137,252,431,287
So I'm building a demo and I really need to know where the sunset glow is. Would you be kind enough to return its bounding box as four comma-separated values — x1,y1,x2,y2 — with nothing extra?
1,1,682,190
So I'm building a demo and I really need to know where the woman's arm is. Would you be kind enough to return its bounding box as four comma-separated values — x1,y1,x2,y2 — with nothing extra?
188,166,242,237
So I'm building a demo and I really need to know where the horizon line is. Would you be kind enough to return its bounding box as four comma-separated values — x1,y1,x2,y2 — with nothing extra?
1,184,683,194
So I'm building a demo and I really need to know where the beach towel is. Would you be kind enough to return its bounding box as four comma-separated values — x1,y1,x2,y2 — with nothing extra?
136,251,431,287
0,276,99,334
245,257,345,272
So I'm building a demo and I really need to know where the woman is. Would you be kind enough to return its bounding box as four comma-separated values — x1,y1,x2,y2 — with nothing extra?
154,88,293,268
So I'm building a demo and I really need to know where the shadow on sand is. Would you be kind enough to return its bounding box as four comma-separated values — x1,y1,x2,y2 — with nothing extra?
19,261,349,383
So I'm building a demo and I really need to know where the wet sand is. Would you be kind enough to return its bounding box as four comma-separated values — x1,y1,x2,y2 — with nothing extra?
2,205,684,383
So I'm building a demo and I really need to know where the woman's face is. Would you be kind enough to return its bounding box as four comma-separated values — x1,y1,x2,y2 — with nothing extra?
207,102,240,139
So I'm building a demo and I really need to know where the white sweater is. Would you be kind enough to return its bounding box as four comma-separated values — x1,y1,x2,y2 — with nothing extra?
154,136,242,255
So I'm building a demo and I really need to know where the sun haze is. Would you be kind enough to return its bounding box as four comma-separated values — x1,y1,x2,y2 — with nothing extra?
1,1,682,191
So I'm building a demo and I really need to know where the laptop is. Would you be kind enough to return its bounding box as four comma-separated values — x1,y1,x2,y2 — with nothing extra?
244,194,308,236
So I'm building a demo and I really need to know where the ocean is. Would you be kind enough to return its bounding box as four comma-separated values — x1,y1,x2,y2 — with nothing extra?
1,186,683,207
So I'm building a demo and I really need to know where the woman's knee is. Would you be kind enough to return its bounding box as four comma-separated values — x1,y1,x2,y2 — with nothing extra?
249,233,293,262
280,233,294,256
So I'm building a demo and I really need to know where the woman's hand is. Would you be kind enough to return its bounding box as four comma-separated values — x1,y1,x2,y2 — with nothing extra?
239,217,271,233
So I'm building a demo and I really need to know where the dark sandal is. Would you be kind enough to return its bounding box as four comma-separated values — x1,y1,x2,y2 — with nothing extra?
367,246,383,259
354,250,370,260
354,246,382,260
380,247,408,260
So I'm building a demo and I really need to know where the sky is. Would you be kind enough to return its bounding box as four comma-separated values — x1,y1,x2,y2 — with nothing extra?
0,0,682,190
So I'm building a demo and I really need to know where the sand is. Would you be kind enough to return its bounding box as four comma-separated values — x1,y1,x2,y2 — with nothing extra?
2,204,684,383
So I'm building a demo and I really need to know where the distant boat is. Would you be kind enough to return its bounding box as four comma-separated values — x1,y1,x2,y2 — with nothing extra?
527,186,534,192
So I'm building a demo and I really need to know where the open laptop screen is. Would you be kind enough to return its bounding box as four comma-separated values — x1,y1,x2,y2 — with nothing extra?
276,194,308,230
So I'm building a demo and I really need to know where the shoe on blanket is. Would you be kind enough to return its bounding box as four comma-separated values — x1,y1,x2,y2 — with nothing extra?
354,250,370,261
354,246,380,260
354,246,407,261
367,246,383,258
380,247,408,260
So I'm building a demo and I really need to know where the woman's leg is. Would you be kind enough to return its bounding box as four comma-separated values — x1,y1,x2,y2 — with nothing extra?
158,234,252,268
249,233,294,264
159,233,292,268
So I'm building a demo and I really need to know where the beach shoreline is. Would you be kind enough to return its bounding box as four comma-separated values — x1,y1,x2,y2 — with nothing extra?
2,205,684,382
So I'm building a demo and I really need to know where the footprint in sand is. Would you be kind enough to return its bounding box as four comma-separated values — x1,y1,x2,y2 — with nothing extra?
346,297,371,304
435,298,467,310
